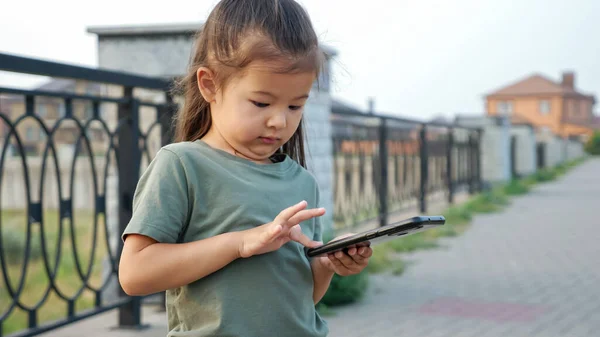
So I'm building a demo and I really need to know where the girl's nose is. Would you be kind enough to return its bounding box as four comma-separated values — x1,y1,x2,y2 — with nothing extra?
267,111,287,129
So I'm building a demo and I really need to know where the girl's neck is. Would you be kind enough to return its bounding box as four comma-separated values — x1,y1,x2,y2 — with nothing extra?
201,129,273,165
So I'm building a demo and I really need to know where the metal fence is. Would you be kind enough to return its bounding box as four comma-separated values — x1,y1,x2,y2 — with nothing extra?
330,108,482,230
0,53,175,337
0,52,483,337
536,143,546,169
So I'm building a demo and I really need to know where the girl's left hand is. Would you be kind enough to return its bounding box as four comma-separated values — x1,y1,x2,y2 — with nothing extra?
317,235,372,276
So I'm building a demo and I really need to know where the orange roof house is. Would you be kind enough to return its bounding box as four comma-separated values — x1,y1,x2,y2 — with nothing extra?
485,71,598,140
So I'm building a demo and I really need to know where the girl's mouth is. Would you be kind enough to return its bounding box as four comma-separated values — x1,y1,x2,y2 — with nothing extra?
259,137,278,144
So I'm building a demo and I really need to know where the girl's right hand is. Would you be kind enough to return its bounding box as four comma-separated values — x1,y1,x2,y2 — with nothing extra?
237,200,325,258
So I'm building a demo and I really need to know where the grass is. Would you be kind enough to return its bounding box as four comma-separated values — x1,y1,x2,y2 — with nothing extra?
390,259,407,276
531,168,557,182
366,244,394,274
0,209,108,336
503,179,530,195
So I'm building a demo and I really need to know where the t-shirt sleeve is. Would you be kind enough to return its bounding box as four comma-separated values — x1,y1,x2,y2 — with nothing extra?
121,148,189,244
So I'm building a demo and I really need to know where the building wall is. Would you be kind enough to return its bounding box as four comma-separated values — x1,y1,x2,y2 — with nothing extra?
546,135,565,168
487,95,596,138
487,95,562,133
510,125,536,177
560,123,595,139
536,128,566,168
97,35,195,78
302,90,334,227
564,96,594,122
566,139,585,160
455,115,511,184
1,92,107,157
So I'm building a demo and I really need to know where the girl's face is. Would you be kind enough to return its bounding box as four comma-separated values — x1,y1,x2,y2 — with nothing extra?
198,60,316,164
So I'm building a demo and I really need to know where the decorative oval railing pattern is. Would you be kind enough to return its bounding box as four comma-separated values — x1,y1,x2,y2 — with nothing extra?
330,109,481,231
0,52,483,337
0,53,175,337
385,123,422,214
331,115,382,229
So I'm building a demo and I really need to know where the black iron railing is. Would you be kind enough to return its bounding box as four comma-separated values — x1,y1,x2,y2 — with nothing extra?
0,53,175,337
0,51,483,337
330,108,482,230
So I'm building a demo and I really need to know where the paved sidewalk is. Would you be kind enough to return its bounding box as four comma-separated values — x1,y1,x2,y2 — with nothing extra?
325,158,600,337
41,158,600,337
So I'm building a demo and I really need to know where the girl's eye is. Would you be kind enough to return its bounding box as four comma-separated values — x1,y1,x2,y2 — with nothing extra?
289,105,302,111
252,101,270,108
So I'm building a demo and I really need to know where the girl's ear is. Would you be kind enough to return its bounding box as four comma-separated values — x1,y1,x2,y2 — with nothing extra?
197,67,217,103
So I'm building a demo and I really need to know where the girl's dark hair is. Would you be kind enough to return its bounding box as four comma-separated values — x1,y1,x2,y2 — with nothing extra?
172,0,324,168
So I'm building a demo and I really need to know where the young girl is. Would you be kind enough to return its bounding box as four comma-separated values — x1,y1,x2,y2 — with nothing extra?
118,0,372,336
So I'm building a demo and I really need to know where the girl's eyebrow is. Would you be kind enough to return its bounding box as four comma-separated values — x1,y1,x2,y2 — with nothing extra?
252,91,309,100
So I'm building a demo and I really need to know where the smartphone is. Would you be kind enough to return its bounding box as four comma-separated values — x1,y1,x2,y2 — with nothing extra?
305,215,445,258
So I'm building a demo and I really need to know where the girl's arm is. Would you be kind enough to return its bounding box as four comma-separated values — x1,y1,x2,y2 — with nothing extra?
119,200,324,296
310,244,374,304
311,258,335,304
119,232,242,296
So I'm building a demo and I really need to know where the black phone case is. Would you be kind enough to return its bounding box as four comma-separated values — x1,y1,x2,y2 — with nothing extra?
305,215,445,258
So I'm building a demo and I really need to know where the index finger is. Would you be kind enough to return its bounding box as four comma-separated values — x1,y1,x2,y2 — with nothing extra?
275,200,308,223
287,208,326,227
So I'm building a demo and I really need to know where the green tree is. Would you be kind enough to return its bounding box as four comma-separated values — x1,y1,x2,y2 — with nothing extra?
584,131,600,155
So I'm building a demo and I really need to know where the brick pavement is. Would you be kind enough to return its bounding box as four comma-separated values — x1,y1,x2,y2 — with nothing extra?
324,157,600,337
40,158,600,337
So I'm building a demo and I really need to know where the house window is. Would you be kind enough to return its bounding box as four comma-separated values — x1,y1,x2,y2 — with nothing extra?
497,101,513,114
539,100,550,115
567,100,576,116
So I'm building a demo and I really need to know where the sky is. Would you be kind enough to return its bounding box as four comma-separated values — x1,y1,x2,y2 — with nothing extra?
1,0,599,121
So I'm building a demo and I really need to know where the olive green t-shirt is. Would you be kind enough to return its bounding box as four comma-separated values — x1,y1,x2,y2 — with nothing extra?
122,140,329,337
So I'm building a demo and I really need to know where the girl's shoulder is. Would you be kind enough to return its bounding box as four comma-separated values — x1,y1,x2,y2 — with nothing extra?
143,141,210,181
155,140,217,170
159,140,203,159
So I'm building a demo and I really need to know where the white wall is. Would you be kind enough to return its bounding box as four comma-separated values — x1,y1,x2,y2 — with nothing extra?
566,140,585,160
510,124,536,177
303,90,334,228
0,155,115,210
455,115,511,184
548,136,564,167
